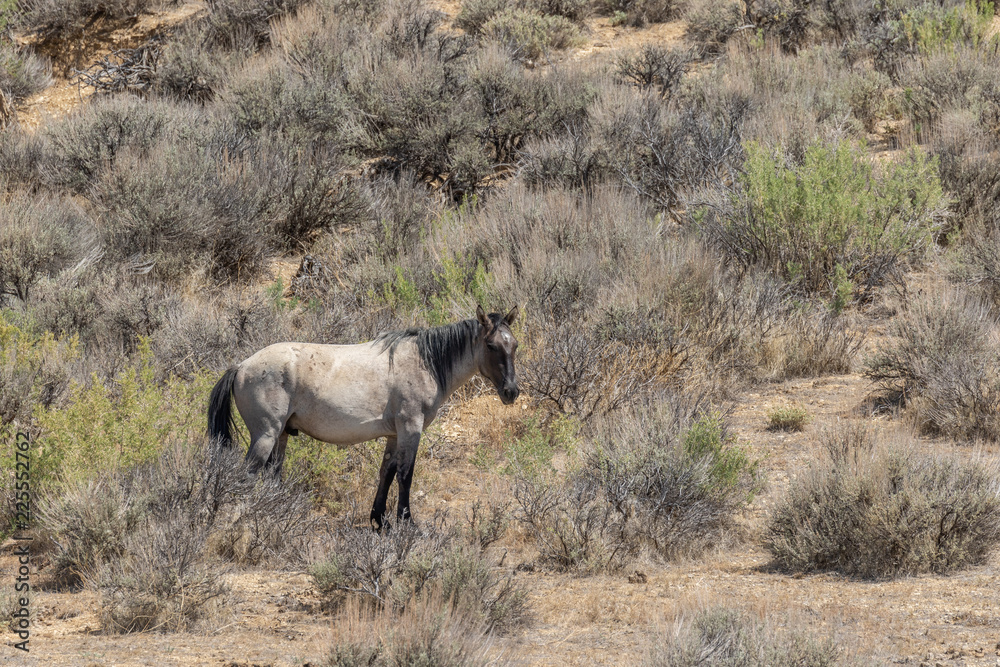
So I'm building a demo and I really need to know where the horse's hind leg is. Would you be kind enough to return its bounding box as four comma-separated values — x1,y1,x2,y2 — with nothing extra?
264,431,289,477
370,436,398,530
246,421,284,475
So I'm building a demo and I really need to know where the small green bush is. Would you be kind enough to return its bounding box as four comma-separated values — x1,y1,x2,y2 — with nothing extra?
767,405,810,431
766,430,1000,578
897,1,996,55
701,139,948,300
496,412,578,477
0,312,78,427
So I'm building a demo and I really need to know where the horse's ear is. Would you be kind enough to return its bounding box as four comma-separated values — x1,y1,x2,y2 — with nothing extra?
476,305,491,330
504,305,520,327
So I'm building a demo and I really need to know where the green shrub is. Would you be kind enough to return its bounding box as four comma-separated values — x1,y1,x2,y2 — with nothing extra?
701,139,948,299
766,434,1000,577
496,412,578,477
0,311,78,427
767,405,810,431
32,342,213,487
897,1,996,55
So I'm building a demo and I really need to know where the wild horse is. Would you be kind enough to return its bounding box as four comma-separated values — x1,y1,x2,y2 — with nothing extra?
207,306,520,528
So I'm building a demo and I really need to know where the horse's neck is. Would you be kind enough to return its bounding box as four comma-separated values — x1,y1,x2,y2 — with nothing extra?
439,345,480,400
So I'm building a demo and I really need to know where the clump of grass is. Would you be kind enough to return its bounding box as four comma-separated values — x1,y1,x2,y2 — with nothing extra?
767,405,810,431
766,425,1000,578
322,594,512,667
644,606,852,667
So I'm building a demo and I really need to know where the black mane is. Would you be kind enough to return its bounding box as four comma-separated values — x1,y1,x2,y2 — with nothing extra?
376,315,503,390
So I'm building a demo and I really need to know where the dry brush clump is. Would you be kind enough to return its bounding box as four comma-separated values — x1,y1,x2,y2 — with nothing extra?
322,593,513,667
16,0,161,34
512,393,763,571
766,423,1000,578
309,505,528,635
865,288,1000,440
643,605,852,667
37,441,321,631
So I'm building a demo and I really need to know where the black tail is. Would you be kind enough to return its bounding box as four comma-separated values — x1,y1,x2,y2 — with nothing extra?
207,366,239,448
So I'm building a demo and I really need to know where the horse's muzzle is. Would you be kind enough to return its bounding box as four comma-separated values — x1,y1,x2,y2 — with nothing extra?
500,385,520,405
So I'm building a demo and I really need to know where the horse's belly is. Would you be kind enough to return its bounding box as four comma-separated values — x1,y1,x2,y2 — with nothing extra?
290,409,392,445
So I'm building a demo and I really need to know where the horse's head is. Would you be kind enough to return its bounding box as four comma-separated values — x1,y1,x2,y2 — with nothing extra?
476,305,520,405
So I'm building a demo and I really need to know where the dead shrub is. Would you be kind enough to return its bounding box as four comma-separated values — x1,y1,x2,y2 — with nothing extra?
615,45,691,99
17,0,159,33
601,0,678,27
521,319,676,421
683,0,744,55
36,476,145,588
864,289,1000,440
96,515,228,633
39,439,320,601
214,472,318,566
202,0,309,51
513,475,631,571
766,427,1000,578
42,95,175,191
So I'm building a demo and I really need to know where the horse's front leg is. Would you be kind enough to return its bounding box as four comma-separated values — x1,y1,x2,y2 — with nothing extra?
371,436,398,530
394,423,424,524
